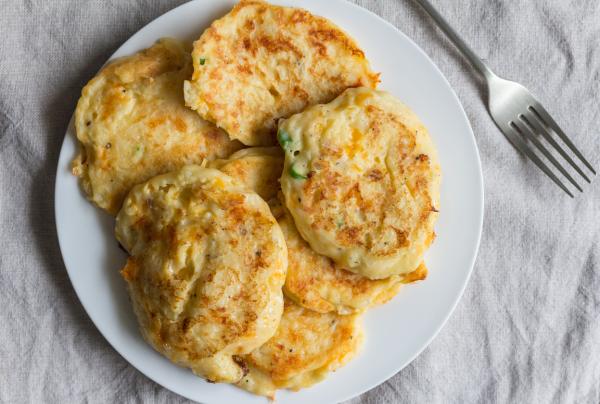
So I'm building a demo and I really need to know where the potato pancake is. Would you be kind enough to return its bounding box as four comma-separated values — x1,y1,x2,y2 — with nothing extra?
280,87,441,279
115,166,287,384
73,38,241,214
183,0,379,146
237,299,363,398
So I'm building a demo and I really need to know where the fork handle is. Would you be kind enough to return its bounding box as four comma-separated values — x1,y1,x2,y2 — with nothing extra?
414,0,496,81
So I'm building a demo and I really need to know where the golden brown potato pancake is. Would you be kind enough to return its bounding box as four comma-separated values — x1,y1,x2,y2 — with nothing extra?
237,299,363,398
280,87,441,279
184,0,379,145
115,166,287,384
73,38,241,214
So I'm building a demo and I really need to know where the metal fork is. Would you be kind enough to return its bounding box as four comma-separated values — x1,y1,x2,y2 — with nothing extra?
415,0,596,197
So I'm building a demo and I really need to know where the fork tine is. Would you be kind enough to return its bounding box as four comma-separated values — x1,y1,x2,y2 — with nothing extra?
512,119,583,192
522,112,591,183
529,105,596,175
504,123,574,198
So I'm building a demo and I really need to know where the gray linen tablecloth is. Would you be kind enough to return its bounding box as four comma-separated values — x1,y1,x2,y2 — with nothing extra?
1,0,599,402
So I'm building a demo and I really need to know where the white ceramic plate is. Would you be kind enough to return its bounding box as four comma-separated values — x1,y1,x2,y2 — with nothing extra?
55,1,484,403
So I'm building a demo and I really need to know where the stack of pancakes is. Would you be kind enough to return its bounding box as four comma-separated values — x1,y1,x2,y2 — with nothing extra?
72,0,440,398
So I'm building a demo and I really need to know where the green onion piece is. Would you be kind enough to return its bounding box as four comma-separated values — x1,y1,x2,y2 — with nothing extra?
289,164,307,180
199,58,206,65
277,129,292,148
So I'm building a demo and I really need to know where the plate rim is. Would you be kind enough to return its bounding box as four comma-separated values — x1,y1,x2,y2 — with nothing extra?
54,0,484,402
